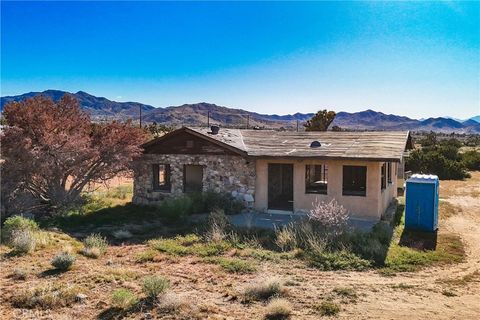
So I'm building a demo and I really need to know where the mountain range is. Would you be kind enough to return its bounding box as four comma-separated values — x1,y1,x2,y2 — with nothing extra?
1,90,479,133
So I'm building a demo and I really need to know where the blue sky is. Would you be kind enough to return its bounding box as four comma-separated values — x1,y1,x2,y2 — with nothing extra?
1,1,479,119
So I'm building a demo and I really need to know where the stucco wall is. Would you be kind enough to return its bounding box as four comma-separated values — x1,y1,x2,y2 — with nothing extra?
255,158,397,219
133,154,256,206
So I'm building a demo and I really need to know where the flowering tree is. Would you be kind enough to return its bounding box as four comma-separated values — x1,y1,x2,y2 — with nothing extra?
307,198,350,238
1,94,146,215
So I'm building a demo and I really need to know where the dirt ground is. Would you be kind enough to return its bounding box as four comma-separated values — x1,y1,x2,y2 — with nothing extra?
0,173,479,320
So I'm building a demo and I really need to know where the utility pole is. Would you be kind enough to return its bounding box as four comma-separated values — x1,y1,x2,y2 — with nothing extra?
247,115,249,129
139,105,142,128
296,120,299,132
207,111,210,127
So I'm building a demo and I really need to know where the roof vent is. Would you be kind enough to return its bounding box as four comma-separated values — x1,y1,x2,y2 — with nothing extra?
210,125,220,135
310,141,321,148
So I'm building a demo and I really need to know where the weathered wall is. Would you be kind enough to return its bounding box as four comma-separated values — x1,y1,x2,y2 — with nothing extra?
255,158,397,219
133,154,256,205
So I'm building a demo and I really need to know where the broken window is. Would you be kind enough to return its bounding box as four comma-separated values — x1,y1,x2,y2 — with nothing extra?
343,165,367,196
381,163,386,190
153,164,171,191
305,164,328,194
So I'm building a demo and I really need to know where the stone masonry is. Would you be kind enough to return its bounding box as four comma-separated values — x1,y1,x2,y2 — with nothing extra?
132,154,256,206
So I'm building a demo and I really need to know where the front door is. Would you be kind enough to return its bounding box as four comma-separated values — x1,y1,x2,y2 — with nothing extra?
268,163,294,211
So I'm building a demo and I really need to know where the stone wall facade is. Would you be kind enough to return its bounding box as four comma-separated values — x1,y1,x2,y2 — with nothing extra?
132,154,256,206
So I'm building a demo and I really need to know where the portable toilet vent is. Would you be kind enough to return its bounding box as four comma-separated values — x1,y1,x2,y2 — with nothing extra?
405,174,439,232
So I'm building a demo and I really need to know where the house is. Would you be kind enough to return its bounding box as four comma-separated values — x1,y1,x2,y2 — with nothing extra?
133,127,413,220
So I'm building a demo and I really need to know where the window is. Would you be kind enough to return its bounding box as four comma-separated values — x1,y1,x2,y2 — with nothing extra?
343,166,367,196
305,164,328,194
152,164,171,191
387,162,392,184
381,163,386,190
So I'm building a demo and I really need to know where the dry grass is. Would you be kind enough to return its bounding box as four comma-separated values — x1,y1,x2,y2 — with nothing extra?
11,283,82,309
264,298,292,320
242,277,284,302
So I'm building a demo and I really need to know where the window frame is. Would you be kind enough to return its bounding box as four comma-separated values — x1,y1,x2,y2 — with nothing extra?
342,165,367,197
387,162,392,184
381,163,387,190
152,164,171,192
305,164,328,195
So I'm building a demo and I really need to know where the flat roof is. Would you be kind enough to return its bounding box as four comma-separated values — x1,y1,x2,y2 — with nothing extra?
188,127,412,162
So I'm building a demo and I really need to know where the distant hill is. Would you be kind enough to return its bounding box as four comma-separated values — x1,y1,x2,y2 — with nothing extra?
1,90,479,133
468,116,480,123
0,90,155,118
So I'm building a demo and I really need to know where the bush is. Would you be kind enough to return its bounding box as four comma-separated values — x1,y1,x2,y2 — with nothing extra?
274,224,297,252
159,197,193,223
307,250,370,271
81,233,108,258
157,292,186,312
51,252,76,271
135,249,157,263
205,209,229,242
111,288,138,310
346,222,392,265
243,277,283,302
142,275,170,299
462,150,480,171
2,215,38,244
10,229,36,255
406,147,469,180
12,283,82,309
307,199,349,240
188,191,244,215
11,268,27,280
264,298,292,320
315,301,340,316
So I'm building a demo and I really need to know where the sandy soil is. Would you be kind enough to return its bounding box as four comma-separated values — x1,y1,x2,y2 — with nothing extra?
0,173,479,319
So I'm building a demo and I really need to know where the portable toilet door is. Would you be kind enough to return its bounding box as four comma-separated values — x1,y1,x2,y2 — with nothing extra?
405,174,439,232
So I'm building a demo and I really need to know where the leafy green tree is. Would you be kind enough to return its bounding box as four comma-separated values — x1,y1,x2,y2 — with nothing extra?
304,110,336,131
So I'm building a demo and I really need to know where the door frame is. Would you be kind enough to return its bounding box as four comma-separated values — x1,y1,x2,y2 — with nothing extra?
267,163,294,211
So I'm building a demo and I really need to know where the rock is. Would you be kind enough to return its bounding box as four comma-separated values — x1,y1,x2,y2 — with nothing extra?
231,191,238,197
75,293,87,303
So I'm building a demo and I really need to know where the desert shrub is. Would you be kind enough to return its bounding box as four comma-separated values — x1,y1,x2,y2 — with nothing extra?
10,229,36,255
11,283,82,309
243,277,283,302
307,250,370,271
111,288,138,310
307,199,349,240
159,197,193,223
11,268,28,280
315,301,340,316
406,148,469,180
135,249,157,263
205,209,229,242
33,231,51,249
157,292,186,312
142,275,170,299
112,229,132,240
332,287,358,301
149,238,190,256
264,298,292,320
3,215,38,243
81,233,108,258
189,191,244,214
204,257,257,273
462,150,480,170
345,222,392,265
51,252,76,271
274,224,297,252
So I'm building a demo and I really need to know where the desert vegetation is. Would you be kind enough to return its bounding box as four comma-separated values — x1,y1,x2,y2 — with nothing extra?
2,172,478,319
407,131,480,179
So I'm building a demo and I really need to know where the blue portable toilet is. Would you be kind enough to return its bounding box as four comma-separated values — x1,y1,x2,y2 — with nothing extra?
405,174,439,232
